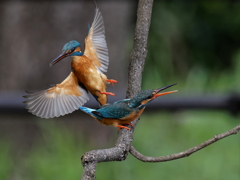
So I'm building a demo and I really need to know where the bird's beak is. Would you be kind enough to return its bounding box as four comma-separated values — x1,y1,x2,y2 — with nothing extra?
49,51,71,67
152,83,178,99
152,90,178,99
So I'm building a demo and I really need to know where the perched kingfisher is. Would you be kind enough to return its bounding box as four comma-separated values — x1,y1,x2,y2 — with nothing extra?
79,83,177,130
23,7,117,119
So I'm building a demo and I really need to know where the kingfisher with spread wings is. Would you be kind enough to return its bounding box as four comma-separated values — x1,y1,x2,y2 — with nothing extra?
24,7,117,119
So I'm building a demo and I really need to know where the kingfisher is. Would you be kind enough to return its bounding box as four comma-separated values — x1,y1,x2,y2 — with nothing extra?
24,7,117,119
79,83,177,130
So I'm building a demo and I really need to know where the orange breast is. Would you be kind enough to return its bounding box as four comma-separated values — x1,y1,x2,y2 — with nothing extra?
71,55,106,93
99,108,145,127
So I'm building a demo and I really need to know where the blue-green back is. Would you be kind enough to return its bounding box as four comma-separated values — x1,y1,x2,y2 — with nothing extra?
95,102,136,119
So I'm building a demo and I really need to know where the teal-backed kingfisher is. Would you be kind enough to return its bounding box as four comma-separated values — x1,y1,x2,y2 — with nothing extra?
24,7,117,119
79,84,177,130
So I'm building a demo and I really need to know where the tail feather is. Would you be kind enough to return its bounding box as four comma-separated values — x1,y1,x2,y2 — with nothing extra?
79,107,101,120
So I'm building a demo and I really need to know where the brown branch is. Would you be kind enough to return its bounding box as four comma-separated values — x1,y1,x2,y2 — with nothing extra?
130,124,240,162
80,0,239,179
81,0,154,179
126,1,153,99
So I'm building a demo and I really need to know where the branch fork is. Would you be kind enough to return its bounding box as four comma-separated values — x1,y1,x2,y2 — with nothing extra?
80,0,240,179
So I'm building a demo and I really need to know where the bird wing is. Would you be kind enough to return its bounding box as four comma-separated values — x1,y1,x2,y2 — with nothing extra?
84,7,109,73
24,72,89,119
93,103,133,119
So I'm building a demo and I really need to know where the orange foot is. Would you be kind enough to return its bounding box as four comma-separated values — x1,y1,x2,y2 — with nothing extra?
117,125,130,130
100,92,116,96
106,79,118,86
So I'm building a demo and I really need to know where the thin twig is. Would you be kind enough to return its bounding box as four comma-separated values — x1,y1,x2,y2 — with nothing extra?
130,124,240,162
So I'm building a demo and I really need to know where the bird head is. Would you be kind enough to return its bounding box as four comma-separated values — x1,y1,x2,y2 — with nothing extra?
49,40,83,67
129,83,178,109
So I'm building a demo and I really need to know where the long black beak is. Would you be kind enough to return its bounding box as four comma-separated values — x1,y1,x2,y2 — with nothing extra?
155,83,177,92
152,83,178,99
49,51,71,67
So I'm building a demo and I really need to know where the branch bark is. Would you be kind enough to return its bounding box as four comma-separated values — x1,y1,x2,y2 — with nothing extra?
126,0,153,99
130,124,240,162
81,0,154,179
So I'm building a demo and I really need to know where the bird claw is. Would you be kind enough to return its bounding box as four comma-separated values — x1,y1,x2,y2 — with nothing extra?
117,125,131,130
106,79,118,86
117,123,133,130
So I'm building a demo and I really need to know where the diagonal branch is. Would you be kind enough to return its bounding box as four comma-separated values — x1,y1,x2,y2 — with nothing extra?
130,124,240,162
81,0,154,179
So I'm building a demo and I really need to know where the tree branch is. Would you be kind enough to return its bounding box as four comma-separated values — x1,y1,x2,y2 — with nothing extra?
81,0,153,179
130,124,240,162
126,0,153,99
80,0,239,179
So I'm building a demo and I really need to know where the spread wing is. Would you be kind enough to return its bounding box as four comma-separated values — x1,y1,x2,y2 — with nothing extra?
93,103,133,119
84,7,109,73
23,72,89,119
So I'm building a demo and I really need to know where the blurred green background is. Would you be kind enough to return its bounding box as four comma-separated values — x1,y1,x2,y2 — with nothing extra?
1,1,240,180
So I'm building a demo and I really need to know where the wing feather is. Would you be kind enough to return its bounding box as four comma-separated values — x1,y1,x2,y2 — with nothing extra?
24,72,89,118
48,98,54,118
35,99,47,117
95,103,133,119
29,92,46,113
84,8,109,73
43,98,51,118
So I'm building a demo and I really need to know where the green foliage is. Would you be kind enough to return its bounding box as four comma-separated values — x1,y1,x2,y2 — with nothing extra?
0,141,13,180
1,112,239,180
143,1,240,92
97,111,240,180
23,122,85,180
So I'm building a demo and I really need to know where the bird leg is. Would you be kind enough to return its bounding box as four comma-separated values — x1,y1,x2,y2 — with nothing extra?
106,79,118,86
100,92,116,96
117,125,130,130
117,123,133,130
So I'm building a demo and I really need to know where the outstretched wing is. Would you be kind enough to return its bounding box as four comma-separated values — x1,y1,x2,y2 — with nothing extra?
23,72,89,119
93,103,133,119
84,7,109,73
